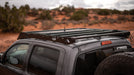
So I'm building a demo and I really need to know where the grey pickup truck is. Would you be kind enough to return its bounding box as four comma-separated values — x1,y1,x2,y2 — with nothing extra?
0,28,134,75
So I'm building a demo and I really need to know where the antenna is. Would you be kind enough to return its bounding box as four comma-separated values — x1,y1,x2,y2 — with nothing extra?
64,24,66,32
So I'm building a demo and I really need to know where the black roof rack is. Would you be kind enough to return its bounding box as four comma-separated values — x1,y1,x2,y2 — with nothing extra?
18,28,130,44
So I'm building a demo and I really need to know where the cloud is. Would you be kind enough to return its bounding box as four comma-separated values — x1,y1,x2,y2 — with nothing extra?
26,0,60,9
59,0,72,5
114,0,134,10
119,0,134,5
0,0,60,9
83,0,118,8
0,0,28,7
72,0,92,8
97,4,103,8
0,0,134,10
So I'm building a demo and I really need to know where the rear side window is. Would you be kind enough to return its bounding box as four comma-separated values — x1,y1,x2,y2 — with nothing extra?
28,46,60,75
74,48,114,75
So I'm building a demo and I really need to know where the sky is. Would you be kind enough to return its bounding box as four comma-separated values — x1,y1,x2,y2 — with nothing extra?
0,0,134,10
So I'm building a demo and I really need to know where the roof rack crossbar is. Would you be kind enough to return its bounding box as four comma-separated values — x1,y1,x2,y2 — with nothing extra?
43,29,110,37
72,31,130,39
59,30,113,37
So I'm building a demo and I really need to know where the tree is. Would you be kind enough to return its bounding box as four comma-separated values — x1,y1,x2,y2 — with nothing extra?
38,10,52,20
0,2,24,33
62,5,75,14
122,10,130,15
130,9,134,15
111,9,121,14
70,10,88,21
97,9,110,15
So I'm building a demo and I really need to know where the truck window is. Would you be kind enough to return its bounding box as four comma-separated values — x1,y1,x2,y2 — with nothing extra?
74,48,114,75
6,44,29,69
28,46,60,75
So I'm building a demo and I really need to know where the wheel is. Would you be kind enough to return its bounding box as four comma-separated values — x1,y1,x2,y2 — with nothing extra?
95,52,134,75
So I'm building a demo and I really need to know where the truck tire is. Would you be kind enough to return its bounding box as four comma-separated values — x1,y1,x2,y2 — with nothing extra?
95,52,134,75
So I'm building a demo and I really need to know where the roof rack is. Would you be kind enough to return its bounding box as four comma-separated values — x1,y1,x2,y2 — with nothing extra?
18,28,130,44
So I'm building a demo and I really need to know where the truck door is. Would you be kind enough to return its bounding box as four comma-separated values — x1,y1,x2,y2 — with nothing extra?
26,42,65,75
0,43,30,75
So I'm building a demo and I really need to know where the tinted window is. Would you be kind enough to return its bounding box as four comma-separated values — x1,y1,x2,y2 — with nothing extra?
6,44,29,68
28,46,60,75
74,49,113,75
74,52,98,75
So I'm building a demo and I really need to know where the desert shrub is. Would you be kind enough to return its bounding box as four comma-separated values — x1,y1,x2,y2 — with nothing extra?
27,8,38,16
0,2,24,33
122,9,134,15
38,10,52,20
62,18,66,21
75,10,88,16
93,16,98,20
38,8,43,11
111,9,121,14
88,16,92,19
97,9,110,15
130,17,134,22
117,16,128,21
88,20,100,25
100,17,108,23
24,4,30,11
18,4,30,17
25,20,38,27
62,5,75,14
52,11,56,16
92,9,98,14
107,18,117,24
19,6,27,16
66,14,71,17
129,9,134,15
70,10,88,21
101,17,107,21
122,10,130,15
71,20,79,24
41,21,55,30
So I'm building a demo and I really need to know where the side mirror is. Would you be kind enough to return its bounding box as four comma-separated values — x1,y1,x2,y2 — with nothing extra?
0,52,4,62
9,57,18,65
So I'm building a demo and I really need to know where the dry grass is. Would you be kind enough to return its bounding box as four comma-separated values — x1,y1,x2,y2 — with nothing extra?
41,20,55,30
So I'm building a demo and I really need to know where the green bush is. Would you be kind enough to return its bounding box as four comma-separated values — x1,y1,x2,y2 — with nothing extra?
24,4,30,11
117,16,128,21
97,9,110,15
131,17,134,22
129,9,134,15
18,4,30,17
38,8,43,11
70,10,88,21
93,16,98,20
122,10,130,15
111,9,121,14
41,21,55,30
27,8,38,16
62,5,75,14
38,10,52,20
0,2,24,33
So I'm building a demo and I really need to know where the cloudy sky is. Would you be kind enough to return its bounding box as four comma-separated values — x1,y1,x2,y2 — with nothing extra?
0,0,134,10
